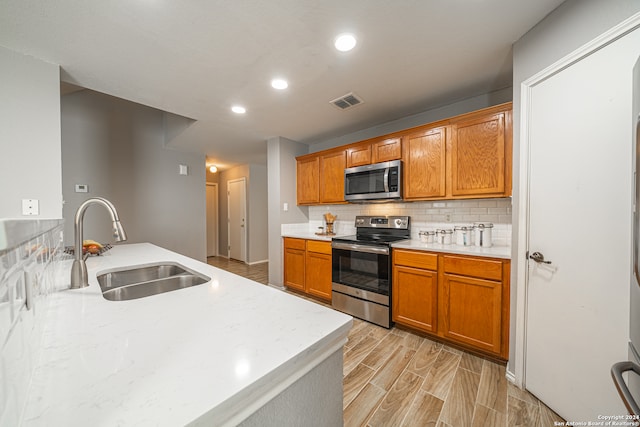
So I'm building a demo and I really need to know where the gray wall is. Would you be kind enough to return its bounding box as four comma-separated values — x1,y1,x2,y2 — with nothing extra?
0,46,62,219
510,0,640,366
61,90,206,261
248,164,269,263
267,137,310,287
218,164,268,264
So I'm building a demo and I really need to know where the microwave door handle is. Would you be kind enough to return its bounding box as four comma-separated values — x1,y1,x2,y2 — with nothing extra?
383,168,390,192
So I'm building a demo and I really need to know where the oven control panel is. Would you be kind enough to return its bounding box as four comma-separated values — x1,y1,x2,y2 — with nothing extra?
355,215,410,229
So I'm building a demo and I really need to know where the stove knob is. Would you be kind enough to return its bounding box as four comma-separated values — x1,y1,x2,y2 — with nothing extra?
395,218,405,227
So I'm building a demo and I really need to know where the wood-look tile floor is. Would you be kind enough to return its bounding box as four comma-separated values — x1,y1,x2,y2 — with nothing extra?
207,256,269,284
206,256,564,426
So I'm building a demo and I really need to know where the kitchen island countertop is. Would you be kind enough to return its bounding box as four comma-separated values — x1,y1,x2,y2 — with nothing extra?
22,243,352,426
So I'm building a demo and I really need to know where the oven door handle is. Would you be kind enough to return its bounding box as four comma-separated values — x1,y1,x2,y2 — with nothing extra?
331,241,390,255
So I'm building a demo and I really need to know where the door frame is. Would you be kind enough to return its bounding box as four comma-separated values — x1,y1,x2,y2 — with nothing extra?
227,177,247,262
206,183,219,257
514,12,640,387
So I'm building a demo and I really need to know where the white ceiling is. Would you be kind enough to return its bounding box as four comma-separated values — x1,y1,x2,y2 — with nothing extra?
0,0,565,170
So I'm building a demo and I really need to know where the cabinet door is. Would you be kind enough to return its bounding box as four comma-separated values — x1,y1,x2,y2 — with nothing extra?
283,238,306,292
403,127,447,199
372,137,402,163
319,150,346,203
450,112,506,196
392,265,438,333
440,273,502,355
305,251,332,301
346,143,372,168
296,156,319,205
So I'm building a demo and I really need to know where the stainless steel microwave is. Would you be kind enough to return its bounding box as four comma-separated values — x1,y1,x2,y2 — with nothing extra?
344,160,402,202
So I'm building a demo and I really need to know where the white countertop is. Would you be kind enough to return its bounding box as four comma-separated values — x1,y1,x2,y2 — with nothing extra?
392,239,511,259
23,243,352,426
281,231,342,242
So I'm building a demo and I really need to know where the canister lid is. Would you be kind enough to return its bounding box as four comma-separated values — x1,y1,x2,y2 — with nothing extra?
473,222,494,228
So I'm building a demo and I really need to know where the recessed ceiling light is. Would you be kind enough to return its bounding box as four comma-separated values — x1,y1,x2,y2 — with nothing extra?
334,33,357,52
231,105,246,114
271,78,288,90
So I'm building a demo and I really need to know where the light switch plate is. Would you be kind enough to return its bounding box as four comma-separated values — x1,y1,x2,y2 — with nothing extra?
179,164,188,175
22,199,39,215
75,184,88,193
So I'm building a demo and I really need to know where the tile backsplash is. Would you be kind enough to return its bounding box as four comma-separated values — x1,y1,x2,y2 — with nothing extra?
307,198,512,245
0,219,67,427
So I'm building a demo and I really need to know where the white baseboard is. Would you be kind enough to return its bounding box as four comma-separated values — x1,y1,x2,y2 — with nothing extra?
247,259,268,266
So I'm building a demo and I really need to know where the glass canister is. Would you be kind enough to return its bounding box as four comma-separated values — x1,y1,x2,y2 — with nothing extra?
473,222,494,248
454,225,473,246
419,230,435,244
435,229,453,245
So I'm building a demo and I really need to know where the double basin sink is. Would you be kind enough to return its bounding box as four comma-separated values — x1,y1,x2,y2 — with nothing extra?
97,262,211,301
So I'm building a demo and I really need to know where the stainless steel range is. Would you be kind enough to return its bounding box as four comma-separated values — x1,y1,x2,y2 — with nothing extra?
331,215,410,328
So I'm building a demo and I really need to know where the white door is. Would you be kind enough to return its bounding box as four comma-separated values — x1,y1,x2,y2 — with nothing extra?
522,28,640,420
206,183,218,257
228,178,246,262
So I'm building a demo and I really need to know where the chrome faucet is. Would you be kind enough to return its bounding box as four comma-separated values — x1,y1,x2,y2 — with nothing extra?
70,197,127,289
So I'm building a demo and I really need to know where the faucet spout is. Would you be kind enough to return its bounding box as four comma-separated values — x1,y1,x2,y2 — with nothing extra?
70,197,127,289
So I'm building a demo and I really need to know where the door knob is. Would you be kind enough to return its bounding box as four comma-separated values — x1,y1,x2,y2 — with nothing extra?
529,251,552,264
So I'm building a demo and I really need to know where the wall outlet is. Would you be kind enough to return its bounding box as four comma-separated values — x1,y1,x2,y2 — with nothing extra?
445,214,451,222
75,184,88,193
22,199,39,215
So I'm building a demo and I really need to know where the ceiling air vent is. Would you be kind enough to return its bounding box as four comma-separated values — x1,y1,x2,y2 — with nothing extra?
330,92,364,110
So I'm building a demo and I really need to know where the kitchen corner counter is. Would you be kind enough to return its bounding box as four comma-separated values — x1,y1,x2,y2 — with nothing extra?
281,231,341,242
392,239,511,259
23,243,352,426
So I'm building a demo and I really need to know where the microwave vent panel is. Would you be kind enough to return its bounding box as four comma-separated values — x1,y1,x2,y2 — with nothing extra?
330,92,364,110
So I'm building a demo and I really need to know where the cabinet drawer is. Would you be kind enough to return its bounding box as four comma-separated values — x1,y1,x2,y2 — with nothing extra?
443,255,503,281
284,237,306,250
307,240,332,255
393,249,438,270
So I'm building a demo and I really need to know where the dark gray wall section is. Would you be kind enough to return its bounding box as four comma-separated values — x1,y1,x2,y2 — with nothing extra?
61,90,206,261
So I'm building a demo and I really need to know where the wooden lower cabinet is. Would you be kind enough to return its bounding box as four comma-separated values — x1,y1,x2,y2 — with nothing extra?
392,265,438,333
441,273,503,355
283,237,332,302
305,240,332,300
283,238,306,292
392,249,510,359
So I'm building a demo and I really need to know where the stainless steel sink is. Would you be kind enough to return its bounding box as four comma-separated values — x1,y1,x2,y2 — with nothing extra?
97,262,210,301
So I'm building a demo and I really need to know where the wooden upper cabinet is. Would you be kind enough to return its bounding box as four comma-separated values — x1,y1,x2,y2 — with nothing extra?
403,126,447,199
372,137,402,163
319,150,346,203
346,143,372,168
296,156,319,205
296,102,511,205
450,108,512,197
